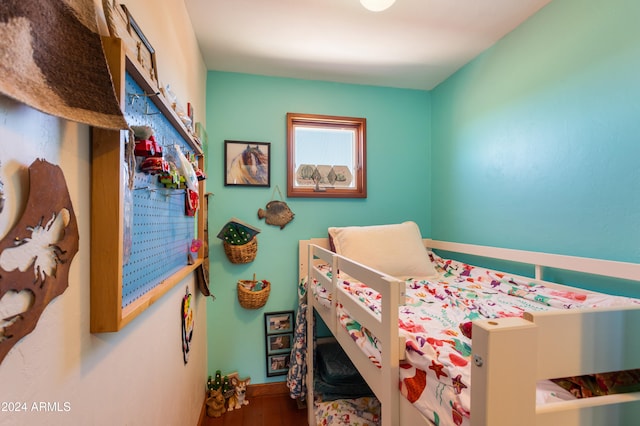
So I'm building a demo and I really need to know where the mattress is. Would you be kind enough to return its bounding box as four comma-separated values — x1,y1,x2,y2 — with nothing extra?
315,340,374,401
309,251,640,426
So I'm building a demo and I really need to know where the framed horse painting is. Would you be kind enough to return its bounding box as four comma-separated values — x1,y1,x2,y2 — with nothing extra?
224,140,271,187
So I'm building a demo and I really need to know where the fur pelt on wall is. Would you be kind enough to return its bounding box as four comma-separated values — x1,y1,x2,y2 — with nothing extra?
0,0,127,129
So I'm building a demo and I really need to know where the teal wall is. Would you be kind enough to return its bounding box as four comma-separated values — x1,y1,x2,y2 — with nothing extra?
204,0,640,384
205,73,430,383
431,0,640,295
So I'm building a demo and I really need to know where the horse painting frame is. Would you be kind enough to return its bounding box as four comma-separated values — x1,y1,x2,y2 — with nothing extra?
224,140,271,187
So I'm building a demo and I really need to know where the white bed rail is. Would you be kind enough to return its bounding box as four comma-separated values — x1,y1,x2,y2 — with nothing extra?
306,243,406,426
300,238,640,426
425,239,639,282
534,306,640,425
471,307,640,426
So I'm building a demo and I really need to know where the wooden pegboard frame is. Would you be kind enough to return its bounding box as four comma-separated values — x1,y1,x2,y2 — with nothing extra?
90,37,205,332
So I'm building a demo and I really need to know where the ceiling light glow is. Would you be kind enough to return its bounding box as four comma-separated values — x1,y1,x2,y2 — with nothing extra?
360,0,396,12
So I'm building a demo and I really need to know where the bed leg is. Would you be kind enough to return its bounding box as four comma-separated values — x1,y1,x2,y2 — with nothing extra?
306,313,316,424
305,244,316,426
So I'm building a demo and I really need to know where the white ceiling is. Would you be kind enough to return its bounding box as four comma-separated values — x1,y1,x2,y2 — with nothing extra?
184,0,552,90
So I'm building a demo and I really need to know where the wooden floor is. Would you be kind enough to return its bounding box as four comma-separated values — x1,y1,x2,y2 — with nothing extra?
200,382,308,426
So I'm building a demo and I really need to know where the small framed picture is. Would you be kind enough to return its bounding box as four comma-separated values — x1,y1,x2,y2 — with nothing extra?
265,311,294,335
224,140,271,187
267,353,291,377
120,5,159,85
267,333,293,355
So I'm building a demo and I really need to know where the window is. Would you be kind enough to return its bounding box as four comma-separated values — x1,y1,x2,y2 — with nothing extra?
286,113,366,198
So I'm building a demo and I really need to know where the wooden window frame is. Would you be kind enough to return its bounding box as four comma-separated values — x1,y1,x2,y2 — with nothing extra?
286,112,366,198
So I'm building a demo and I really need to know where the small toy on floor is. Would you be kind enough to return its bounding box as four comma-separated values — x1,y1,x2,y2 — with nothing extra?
227,376,251,411
208,370,223,391
205,388,226,418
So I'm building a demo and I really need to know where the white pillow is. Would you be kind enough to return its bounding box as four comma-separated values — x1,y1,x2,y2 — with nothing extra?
328,221,437,279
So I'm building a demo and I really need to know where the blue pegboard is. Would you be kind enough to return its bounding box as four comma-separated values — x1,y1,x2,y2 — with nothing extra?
121,73,196,308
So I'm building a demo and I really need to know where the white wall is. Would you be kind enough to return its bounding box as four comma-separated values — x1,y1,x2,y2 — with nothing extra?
0,1,208,425
112,0,208,122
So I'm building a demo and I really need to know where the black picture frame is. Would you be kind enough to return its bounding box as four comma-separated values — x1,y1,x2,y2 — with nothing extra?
267,333,293,355
267,354,291,377
264,310,294,376
264,311,294,335
224,140,271,187
120,4,159,84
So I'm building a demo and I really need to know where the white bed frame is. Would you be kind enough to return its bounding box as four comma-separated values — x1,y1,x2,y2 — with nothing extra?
299,238,640,426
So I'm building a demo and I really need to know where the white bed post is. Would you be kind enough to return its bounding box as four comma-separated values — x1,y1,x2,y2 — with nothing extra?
329,253,339,332
380,275,402,426
471,317,538,426
302,240,316,426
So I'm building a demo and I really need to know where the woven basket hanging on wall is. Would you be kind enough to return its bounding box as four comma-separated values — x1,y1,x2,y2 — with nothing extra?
223,236,257,264
237,275,270,309
217,218,261,264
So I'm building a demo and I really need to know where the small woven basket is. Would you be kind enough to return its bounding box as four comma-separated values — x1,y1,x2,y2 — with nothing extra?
237,275,270,309
223,237,257,264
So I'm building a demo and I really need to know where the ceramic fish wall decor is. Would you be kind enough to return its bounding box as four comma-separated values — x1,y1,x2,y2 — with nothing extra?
257,200,294,229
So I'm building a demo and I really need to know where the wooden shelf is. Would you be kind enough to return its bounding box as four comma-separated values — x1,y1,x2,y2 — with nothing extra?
90,37,205,333
124,55,203,155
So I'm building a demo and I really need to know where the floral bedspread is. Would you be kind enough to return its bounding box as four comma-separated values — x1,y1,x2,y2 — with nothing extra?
315,397,381,426
307,252,640,426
